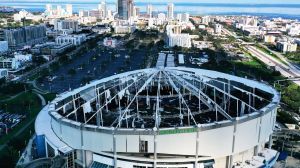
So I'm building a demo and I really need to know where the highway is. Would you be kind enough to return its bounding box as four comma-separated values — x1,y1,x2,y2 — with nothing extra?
246,46,300,86
222,27,300,86
258,43,300,76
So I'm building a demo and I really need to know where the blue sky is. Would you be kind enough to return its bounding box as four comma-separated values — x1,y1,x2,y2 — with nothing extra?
7,0,300,4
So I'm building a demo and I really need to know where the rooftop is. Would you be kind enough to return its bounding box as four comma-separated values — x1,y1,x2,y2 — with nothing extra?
49,67,279,129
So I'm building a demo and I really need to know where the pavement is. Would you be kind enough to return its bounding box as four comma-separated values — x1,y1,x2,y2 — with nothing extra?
38,46,148,93
246,46,300,86
222,27,300,86
258,43,300,75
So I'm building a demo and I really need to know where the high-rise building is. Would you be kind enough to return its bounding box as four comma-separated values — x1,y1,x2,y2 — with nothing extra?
128,0,134,18
79,10,89,17
181,12,190,23
176,13,182,22
54,20,79,33
89,9,102,19
147,4,153,18
66,4,73,17
167,3,174,20
98,1,107,18
57,5,62,16
118,0,134,20
4,25,46,48
45,4,53,16
46,4,52,12
133,6,140,18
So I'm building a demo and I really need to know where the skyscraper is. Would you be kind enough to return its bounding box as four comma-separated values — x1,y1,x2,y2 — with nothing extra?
98,1,107,18
147,4,153,18
46,4,52,12
56,5,62,16
117,0,134,20
167,3,174,20
45,4,52,16
66,4,73,17
133,6,140,18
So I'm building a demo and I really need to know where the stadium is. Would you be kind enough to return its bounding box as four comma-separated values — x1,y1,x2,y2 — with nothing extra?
35,67,280,168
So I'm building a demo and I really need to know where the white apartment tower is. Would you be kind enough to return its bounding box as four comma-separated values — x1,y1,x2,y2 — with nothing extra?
147,4,153,18
98,1,107,18
66,4,73,17
167,3,174,20
46,4,52,12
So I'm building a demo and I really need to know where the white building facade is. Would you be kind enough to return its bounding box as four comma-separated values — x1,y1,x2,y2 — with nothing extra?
0,41,8,53
55,34,86,46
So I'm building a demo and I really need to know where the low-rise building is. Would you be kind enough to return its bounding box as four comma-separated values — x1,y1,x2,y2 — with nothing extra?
114,26,136,34
103,38,117,48
0,57,20,70
79,16,97,25
13,9,43,22
92,25,111,34
14,53,32,62
263,35,276,43
214,24,223,34
0,68,8,79
193,41,213,49
276,41,297,53
55,34,86,46
31,42,73,56
50,43,73,55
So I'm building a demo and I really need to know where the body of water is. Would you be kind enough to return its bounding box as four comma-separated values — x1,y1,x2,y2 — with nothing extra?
1,1,300,19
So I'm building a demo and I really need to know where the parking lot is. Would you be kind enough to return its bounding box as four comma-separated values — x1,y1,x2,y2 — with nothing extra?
38,45,148,93
0,111,25,137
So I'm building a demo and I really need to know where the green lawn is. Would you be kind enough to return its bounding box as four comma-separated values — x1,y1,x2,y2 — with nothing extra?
0,91,41,115
0,92,42,168
0,94,10,100
42,93,57,103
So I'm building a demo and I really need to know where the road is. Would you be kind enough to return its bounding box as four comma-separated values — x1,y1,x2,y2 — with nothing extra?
14,57,59,82
222,27,300,86
246,46,300,86
258,43,300,75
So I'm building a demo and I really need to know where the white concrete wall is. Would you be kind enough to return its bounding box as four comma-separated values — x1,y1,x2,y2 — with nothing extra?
52,110,276,164
92,153,196,168
214,157,227,168
198,125,234,157
82,131,114,152
235,118,260,153
60,122,81,149
157,132,196,155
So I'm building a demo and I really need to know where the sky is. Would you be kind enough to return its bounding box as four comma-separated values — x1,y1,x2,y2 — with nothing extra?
4,0,300,4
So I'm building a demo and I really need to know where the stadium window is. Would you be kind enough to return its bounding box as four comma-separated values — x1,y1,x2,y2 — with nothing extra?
139,140,148,153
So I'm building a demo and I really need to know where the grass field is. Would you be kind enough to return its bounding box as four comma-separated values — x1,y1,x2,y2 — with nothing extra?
0,92,42,168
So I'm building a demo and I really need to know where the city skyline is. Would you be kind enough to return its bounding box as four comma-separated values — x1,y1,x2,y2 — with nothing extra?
2,0,300,4
0,0,300,168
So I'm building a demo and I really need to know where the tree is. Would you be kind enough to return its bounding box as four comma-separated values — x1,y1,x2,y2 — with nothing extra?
0,78,6,86
32,56,47,65
68,68,76,76
282,84,300,113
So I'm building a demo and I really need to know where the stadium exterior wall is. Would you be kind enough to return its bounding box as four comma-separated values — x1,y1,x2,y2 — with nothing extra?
35,68,280,168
